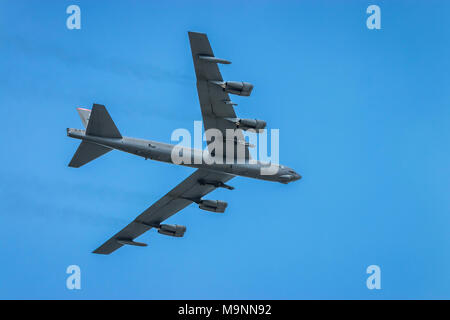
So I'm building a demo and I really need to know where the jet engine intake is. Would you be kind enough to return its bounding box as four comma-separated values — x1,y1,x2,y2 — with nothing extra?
212,81,253,96
157,224,186,237
237,118,267,131
198,200,228,213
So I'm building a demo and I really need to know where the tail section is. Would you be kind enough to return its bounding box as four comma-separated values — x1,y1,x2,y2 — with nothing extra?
69,104,121,168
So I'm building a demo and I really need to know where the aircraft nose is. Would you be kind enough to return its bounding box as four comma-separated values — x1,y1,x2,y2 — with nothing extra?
279,171,302,183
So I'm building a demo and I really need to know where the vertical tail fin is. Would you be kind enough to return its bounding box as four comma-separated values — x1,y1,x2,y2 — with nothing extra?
85,104,122,138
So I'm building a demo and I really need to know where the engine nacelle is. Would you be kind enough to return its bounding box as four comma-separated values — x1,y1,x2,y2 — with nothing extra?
237,118,267,131
223,81,254,96
157,224,186,237
198,200,228,213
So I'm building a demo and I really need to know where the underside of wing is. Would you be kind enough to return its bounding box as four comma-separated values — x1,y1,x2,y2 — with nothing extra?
93,169,234,255
189,32,252,160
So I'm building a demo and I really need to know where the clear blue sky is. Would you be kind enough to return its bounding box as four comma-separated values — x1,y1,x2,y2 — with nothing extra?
0,0,449,299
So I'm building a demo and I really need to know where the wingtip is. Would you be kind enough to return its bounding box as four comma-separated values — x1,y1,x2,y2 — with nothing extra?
188,31,207,37
92,250,109,255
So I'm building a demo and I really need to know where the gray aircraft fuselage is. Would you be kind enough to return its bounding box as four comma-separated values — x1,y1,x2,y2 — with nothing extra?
67,128,301,184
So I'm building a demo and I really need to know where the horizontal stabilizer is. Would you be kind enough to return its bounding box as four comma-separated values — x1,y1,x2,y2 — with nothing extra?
85,104,122,138
77,108,91,128
68,141,112,168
